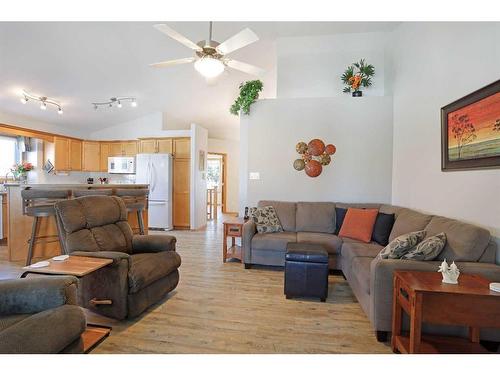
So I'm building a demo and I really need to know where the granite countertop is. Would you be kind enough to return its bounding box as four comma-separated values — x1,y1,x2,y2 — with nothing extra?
4,183,148,188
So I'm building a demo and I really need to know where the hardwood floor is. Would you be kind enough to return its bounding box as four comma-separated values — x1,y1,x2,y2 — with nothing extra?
0,216,391,354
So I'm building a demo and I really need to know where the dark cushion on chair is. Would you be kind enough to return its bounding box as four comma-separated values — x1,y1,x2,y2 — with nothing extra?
128,251,182,293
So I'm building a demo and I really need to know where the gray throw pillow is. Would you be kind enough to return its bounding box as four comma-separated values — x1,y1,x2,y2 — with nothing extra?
378,230,426,259
402,232,447,261
250,206,283,233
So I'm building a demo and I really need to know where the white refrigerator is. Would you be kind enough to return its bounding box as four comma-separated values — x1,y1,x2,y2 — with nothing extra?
135,153,173,230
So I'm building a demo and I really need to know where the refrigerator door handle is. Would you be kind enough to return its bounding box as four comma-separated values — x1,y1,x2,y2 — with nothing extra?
151,162,157,192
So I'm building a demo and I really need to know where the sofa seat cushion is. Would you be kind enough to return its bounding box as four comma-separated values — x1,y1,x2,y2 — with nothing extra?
340,241,383,269
128,251,181,293
252,232,297,251
297,232,343,255
296,202,336,233
424,216,491,262
350,257,372,295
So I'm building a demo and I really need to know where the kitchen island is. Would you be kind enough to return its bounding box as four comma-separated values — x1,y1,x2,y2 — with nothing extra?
5,183,149,262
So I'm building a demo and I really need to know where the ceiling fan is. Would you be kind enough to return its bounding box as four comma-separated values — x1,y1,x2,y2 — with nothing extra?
150,22,265,79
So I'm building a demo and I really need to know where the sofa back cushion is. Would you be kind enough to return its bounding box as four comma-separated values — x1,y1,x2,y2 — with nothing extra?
296,202,336,233
55,196,133,254
424,216,490,262
389,208,433,242
258,200,296,232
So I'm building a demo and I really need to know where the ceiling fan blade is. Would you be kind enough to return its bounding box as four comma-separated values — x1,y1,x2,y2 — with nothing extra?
153,24,203,52
216,28,259,55
226,59,265,76
149,57,196,68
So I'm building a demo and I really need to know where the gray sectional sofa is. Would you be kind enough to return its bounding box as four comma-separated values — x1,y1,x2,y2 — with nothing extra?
242,200,500,342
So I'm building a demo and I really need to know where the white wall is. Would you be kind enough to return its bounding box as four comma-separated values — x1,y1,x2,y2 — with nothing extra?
208,138,240,213
190,123,208,230
239,96,393,213
277,32,391,98
89,112,190,140
391,22,500,262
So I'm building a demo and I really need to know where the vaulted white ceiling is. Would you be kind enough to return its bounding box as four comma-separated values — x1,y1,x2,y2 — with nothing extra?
0,22,398,140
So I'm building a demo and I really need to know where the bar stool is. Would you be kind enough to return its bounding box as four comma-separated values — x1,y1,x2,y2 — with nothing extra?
21,189,70,266
114,189,149,235
73,189,113,198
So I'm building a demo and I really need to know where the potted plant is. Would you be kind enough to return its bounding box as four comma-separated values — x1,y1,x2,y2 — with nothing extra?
11,162,34,183
230,80,263,116
341,59,375,97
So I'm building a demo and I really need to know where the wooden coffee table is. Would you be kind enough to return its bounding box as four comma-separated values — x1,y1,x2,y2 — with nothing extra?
21,255,114,353
391,270,500,354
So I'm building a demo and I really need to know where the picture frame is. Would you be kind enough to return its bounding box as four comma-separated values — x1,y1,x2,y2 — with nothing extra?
441,79,500,171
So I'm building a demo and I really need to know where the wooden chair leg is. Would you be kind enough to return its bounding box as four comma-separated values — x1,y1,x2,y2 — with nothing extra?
26,216,39,266
137,210,145,235
54,215,67,255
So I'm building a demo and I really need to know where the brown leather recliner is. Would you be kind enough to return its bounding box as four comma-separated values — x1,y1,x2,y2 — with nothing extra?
55,195,181,320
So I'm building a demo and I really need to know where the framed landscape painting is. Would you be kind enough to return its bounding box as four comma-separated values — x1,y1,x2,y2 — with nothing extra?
441,79,500,171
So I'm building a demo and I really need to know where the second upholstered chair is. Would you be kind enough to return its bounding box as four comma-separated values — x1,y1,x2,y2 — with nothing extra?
54,195,181,320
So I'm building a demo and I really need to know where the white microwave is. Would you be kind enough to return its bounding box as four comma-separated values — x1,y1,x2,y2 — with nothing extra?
108,157,136,174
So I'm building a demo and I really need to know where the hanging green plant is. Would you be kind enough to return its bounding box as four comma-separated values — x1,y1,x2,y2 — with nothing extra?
230,80,263,116
341,59,375,97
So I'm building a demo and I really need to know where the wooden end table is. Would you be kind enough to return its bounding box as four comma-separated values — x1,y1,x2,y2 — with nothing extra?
21,255,114,353
391,270,500,354
223,217,247,263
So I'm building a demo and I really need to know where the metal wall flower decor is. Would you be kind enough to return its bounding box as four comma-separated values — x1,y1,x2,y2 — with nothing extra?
294,139,337,177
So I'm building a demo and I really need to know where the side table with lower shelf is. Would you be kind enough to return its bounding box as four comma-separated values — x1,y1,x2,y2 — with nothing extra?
222,217,246,264
391,270,500,354
21,255,114,353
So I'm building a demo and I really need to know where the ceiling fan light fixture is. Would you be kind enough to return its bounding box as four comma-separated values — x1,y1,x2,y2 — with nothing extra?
194,56,224,79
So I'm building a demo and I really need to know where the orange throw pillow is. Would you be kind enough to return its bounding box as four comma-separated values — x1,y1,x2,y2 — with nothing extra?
338,208,379,243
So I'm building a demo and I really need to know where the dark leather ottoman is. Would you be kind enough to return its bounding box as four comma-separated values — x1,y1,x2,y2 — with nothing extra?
284,243,329,302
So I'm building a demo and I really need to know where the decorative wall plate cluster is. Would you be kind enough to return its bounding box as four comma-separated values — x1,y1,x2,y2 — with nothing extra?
294,139,337,177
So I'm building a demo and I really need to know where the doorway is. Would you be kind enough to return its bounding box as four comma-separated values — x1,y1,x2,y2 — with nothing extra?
206,153,227,218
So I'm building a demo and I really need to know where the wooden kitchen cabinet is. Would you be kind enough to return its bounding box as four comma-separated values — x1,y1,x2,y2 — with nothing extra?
139,139,157,153
157,138,173,153
48,137,82,171
109,142,124,156
69,139,82,171
173,138,191,159
53,137,70,171
108,141,138,157
122,141,138,156
173,158,191,228
139,138,173,154
82,141,100,171
99,142,110,172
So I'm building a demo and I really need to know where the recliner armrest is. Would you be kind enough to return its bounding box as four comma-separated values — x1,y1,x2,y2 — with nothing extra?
0,276,79,315
70,251,130,266
131,235,177,254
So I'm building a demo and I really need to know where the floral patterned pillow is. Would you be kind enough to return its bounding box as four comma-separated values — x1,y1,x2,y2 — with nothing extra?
378,230,426,259
402,233,447,261
250,206,283,233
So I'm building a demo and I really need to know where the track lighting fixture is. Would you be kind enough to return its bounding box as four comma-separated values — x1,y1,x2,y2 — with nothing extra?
20,90,63,114
92,97,137,110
